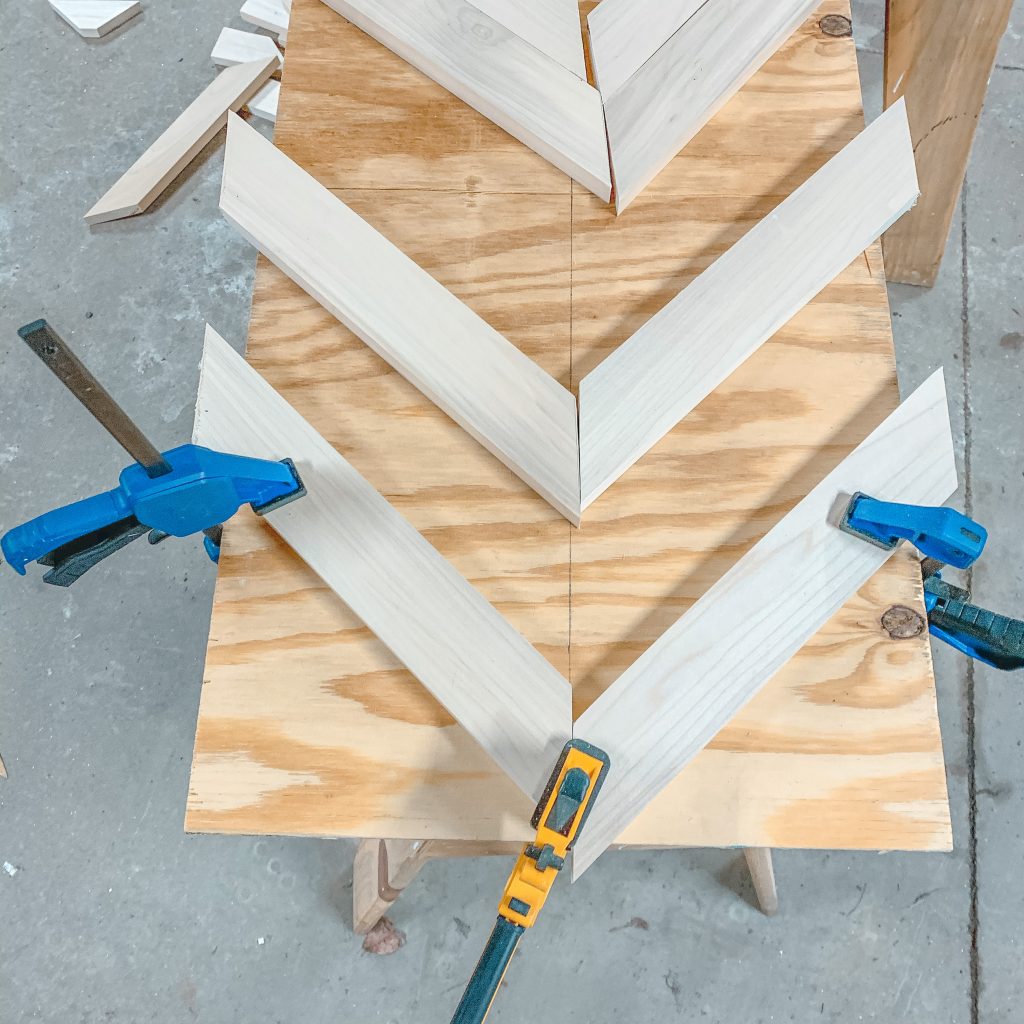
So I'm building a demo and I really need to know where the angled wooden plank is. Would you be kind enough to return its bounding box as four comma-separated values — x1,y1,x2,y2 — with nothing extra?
883,0,1013,286
572,370,958,878
605,0,818,213
220,114,582,522
247,79,279,122
471,0,585,79
241,0,291,43
84,57,279,225
212,26,283,67
194,325,573,801
318,0,610,200
578,100,919,511
49,0,141,38
587,0,707,98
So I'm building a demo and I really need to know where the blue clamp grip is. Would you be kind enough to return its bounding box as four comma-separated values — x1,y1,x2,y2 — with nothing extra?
839,493,987,569
1,444,304,583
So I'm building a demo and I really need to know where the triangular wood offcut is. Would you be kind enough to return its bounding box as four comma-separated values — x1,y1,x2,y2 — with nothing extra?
48,0,141,38
241,0,291,43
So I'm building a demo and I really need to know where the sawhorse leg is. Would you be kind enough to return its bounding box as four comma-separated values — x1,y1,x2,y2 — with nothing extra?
352,839,517,934
743,847,779,916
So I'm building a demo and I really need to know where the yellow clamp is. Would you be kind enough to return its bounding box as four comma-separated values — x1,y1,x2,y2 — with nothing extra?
498,739,610,929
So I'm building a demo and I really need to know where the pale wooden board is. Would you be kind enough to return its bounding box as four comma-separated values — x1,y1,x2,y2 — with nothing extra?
578,99,919,510
247,79,279,122
471,0,586,79
84,57,279,225
212,26,283,67
241,0,291,42
572,371,957,876
318,0,611,199
587,0,706,97
605,0,818,212
48,0,141,38
187,0,953,853
220,114,581,522
194,326,573,801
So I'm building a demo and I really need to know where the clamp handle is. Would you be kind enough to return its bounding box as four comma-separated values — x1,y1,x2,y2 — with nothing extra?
925,576,1024,671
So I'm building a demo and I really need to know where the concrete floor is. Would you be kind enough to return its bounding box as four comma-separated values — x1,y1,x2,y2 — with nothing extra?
1,1,1021,1020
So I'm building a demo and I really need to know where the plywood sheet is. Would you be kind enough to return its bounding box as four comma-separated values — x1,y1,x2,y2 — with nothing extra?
187,0,952,853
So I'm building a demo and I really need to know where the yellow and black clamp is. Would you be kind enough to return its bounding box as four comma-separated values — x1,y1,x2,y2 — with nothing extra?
450,739,610,1024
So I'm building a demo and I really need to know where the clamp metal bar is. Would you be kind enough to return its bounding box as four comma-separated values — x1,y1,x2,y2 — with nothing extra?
18,320,172,479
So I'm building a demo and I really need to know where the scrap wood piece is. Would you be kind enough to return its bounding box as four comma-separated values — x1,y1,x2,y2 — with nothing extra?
587,0,707,97
48,0,141,38
578,100,920,511
0,752,6,778
212,26,283,67
220,114,582,523
318,0,611,200
85,57,279,226
241,0,291,43
471,0,586,79
572,369,958,878
604,0,819,212
194,325,573,802
247,79,279,122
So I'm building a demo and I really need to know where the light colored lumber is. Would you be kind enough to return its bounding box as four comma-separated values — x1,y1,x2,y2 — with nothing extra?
571,370,957,878
587,0,706,98
241,0,291,42
194,325,573,801
48,0,141,38
318,0,610,200
743,848,778,915
247,79,279,122
0,752,6,779
578,99,919,511
882,0,1013,287
84,57,278,225
220,113,581,523
212,26,283,67
471,0,585,79
189,0,952,856
605,0,818,213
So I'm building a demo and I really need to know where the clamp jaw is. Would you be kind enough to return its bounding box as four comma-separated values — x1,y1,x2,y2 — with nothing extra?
838,494,1023,670
2,444,305,586
451,740,610,1024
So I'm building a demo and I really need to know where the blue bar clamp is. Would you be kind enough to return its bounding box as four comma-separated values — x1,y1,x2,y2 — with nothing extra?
839,493,1023,671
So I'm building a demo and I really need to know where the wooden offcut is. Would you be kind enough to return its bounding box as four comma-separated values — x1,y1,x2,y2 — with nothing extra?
48,0,141,38
84,57,278,225
187,0,952,855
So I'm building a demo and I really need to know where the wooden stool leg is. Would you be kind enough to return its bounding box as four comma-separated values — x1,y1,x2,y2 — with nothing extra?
743,847,779,916
352,838,436,934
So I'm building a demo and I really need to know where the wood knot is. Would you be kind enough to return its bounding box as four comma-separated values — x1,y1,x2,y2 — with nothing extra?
881,605,926,640
819,14,852,37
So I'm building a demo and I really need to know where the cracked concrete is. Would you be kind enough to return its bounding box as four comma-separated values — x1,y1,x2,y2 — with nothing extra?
1,1,1022,1021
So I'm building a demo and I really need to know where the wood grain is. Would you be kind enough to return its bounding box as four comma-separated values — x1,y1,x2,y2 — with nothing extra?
471,0,586,79
318,0,611,198
187,0,953,854
586,0,706,98
882,0,1013,286
221,114,581,522
604,0,819,212
572,371,956,877
579,100,919,510
84,57,279,225
195,326,572,801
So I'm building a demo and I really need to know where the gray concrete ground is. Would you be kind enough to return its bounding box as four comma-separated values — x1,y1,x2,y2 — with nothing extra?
0,2,1021,1021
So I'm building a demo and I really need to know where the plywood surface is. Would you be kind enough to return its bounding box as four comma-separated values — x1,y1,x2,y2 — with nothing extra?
186,0,953,852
